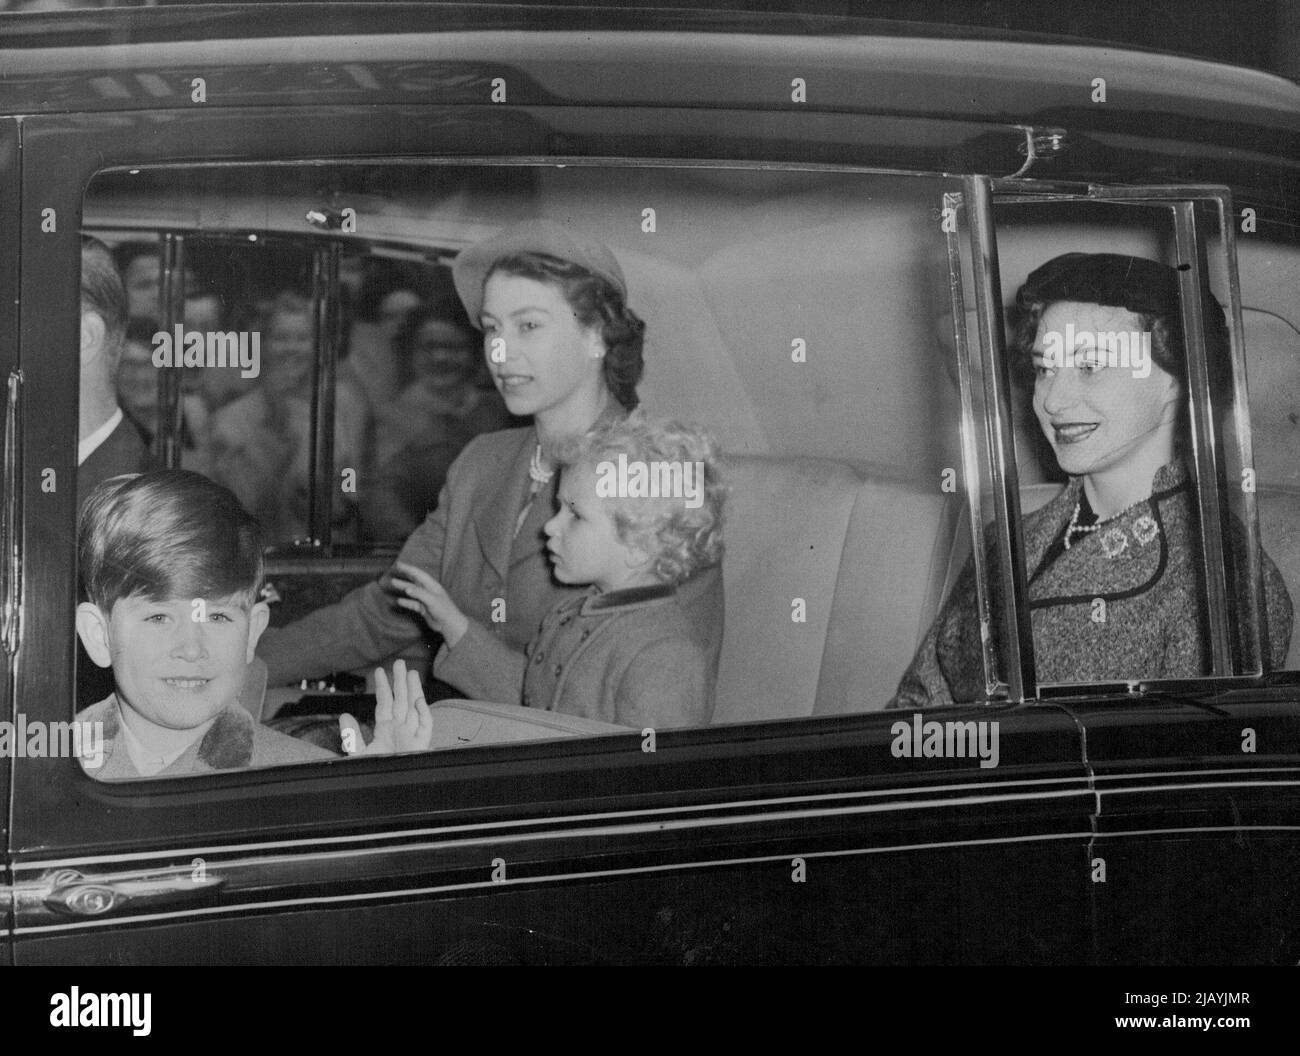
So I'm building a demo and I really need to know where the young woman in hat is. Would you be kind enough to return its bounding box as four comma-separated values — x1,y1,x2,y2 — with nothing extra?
892,253,1292,707
258,220,724,705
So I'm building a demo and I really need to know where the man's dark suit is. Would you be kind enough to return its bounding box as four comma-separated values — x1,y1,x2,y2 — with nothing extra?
76,413,152,508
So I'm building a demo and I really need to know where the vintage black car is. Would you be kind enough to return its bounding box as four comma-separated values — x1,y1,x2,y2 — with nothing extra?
1,3,1298,965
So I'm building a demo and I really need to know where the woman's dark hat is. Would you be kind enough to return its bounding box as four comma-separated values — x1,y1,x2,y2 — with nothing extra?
1015,251,1230,374
452,219,628,326
1020,253,1185,315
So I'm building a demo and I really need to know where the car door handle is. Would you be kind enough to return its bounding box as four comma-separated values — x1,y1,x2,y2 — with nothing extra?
41,867,225,917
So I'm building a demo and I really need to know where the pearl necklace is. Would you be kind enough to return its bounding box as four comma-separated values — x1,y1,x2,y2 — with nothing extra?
1063,501,1102,550
1064,492,1153,550
528,444,554,485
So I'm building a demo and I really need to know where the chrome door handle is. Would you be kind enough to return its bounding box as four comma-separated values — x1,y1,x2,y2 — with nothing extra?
42,867,225,917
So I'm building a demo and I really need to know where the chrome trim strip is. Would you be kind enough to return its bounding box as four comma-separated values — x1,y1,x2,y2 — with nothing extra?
13,829,1096,937
1172,199,1233,674
965,175,1033,701
1215,192,1267,672
15,769,1300,876
306,241,340,549
156,233,186,469
2,368,23,656
14,787,1095,877
15,777,1099,871
944,189,1003,699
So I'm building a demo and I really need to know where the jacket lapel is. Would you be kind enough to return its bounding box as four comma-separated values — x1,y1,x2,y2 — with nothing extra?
470,427,538,582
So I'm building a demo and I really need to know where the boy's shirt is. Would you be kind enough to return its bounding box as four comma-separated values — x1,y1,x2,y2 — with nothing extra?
77,694,335,781
435,581,714,729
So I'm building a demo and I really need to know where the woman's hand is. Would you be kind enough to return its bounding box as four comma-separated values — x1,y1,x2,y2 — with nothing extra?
388,562,470,647
340,659,433,756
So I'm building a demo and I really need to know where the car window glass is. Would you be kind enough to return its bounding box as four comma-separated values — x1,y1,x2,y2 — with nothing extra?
1238,231,1300,672
980,195,1293,690
74,161,983,782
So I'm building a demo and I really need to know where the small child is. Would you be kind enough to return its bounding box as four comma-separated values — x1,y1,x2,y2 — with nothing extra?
373,412,725,734
76,470,335,779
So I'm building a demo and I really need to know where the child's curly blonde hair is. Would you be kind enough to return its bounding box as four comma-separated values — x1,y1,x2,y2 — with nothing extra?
557,411,725,585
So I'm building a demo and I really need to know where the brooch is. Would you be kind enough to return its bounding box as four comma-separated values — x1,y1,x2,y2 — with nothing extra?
1100,527,1128,559
1133,515,1159,546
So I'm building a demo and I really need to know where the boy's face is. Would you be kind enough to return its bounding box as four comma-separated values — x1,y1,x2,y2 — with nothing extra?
543,462,653,593
77,594,270,731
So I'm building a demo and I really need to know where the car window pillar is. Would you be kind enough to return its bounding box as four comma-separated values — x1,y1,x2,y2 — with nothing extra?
156,231,185,469
950,176,1037,702
305,240,341,551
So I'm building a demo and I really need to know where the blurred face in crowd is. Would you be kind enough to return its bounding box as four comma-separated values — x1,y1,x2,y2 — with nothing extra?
124,254,201,324
412,319,477,394
379,289,422,341
185,292,222,333
179,294,224,395
124,255,162,321
338,257,366,303
117,336,158,434
263,307,316,401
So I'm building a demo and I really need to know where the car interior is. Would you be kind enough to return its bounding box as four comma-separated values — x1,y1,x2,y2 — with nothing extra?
77,160,1300,765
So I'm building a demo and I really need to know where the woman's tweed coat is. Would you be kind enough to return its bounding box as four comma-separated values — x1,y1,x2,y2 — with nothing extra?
892,462,1293,708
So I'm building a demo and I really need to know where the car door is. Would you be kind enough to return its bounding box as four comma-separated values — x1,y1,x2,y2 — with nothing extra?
3,95,1101,964
977,181,1300,964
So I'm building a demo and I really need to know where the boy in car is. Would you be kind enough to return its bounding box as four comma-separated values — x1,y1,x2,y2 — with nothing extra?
346,412,725,747
76,470,335,779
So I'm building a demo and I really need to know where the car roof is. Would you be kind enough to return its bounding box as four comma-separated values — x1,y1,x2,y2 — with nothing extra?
1,3,1297,130
2,4,1297,214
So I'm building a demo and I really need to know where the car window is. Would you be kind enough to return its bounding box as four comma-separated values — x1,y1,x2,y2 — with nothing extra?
74,160,975,779
1239,228,1300,673
934,187,1296,702
74,161,1294,784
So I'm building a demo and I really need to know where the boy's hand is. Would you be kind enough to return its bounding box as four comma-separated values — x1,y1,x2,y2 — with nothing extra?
340,659,433,756
388,562,469,647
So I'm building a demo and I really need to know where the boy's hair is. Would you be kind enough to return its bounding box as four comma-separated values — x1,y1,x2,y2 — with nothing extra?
558,411,725,585
80,470,264,612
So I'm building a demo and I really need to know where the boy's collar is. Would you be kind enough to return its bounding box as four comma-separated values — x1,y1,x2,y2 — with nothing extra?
581,581,676,614
101,694,258,772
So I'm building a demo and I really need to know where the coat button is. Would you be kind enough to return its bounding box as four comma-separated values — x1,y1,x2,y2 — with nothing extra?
532,651,544,664
552,663,562,676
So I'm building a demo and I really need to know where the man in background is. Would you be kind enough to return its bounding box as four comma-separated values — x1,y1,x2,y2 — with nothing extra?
77,236,151,507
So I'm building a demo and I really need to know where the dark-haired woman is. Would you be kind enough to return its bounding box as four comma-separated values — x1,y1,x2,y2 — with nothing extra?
892,253,1292,707
259,220,724,703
